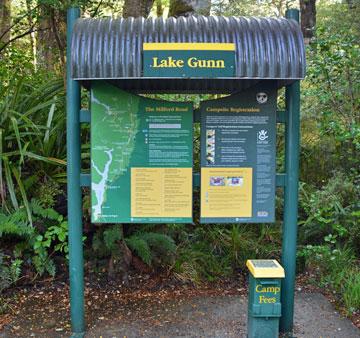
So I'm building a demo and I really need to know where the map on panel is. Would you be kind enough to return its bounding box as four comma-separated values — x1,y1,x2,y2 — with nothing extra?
91,82,193,223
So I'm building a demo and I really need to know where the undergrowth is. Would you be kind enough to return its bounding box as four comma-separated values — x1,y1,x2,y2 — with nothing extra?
172,223,282,284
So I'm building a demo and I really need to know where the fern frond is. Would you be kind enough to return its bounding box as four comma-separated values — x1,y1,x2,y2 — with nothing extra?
103,224,122,251
141,232,176,254
30,199,60,220
125,236,152,266
0,210,33,237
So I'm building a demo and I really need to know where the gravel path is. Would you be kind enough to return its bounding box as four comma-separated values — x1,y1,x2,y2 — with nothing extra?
87,292,360,338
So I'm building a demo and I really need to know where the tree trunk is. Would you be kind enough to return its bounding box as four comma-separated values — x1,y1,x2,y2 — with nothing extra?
300,0,316,43
0,0,11,45
122,0,155,18
26,0,37,69
37,5,56,71
169,0,211,17
36,5,66,73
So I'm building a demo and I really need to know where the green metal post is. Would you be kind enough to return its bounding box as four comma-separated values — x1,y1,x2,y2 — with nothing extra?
66,7,85,337
280,8,301,335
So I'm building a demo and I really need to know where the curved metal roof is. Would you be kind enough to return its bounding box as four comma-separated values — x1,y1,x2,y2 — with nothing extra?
71,15,305,91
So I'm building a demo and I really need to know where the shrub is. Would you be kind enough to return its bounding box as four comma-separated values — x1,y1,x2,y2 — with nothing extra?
0,252,22,293
172,223,282,284
0,199,69,281
298,171,360,249
343,270,360,315
299,243,360,314
0,77,66,220
92,224,177,268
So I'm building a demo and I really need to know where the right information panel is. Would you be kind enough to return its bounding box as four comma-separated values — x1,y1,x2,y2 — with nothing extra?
200,85,277,223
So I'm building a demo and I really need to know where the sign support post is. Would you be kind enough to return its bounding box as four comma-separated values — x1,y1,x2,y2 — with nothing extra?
66,7,85,337
280,9,301,335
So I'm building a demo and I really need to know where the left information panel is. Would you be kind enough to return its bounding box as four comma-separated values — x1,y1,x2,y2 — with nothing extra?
91,82,193,223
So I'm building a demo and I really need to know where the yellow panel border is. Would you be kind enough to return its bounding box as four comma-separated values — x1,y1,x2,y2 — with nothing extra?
246,259,285,278
143,42,236,51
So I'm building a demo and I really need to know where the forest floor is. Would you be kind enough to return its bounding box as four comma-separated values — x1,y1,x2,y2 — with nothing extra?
0,271,359,337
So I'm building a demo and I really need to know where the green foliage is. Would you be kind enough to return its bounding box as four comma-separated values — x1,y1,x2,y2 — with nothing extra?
0,199,68,280
36,180,62,208
299,244,360,314
293,3,360,315
0,45,35,84
0,251,22,314
299,172,360,249
92,225,176,268
32,219,69,276
126,236,152,266
103,224,123,252
211,0,296,17
0,209,34,238
0,76,66,219
0,252,22,293
343,271,360,315
174,244,229,284
92,224,123,259
301,3,360,182
126,232,176,266
172,223,282,284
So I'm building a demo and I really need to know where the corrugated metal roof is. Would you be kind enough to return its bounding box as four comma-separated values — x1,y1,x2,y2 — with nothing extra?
71,15,305,90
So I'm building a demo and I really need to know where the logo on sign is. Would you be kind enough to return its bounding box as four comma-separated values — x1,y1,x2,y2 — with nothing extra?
256,92,268,104
258,130,268,141
257,129,269,145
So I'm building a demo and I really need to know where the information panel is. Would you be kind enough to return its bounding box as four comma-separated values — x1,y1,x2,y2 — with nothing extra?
200,85,277,223
91,82,193,223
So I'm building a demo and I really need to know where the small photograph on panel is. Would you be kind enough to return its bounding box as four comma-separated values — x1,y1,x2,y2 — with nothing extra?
226,176,244,187
206,129,215,139
207,143,215,153
206,130,216,164
207,139,215,147
206,153,215,164
207,137,215,146
210,176,225,186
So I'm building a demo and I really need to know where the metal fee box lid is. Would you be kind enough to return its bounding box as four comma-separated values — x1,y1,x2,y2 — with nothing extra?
246,259,285,278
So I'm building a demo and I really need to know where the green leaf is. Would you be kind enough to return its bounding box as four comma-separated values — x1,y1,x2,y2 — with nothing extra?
0,128,4,206
11,166,32,226
24,151,66,166
125,236,152,266
10,117,24,166
3,158,18,209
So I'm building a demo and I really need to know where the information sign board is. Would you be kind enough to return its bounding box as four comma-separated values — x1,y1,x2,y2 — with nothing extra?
91,82,193,223
200,85,277,223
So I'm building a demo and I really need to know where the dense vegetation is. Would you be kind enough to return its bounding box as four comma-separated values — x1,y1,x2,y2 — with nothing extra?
0,0,359,317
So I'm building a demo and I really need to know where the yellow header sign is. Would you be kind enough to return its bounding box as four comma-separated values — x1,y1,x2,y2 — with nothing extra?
143,43,236,78
143,42,236,51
